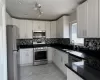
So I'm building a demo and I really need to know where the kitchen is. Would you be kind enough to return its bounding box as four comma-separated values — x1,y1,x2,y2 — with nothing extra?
1,0,100,80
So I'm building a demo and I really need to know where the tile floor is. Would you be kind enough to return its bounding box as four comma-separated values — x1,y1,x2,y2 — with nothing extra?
20,64,66,80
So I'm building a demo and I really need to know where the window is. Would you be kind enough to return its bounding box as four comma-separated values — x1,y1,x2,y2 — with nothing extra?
70,23,84,45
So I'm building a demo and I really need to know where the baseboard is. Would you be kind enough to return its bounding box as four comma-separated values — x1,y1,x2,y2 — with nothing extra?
19,63,33,66
52,62,67,77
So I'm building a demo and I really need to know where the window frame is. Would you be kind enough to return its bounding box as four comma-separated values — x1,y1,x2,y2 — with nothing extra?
69,20,84,46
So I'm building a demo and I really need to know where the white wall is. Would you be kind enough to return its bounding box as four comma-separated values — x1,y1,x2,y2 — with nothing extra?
6,12,12,25
69,11,77,23
0,1,7,80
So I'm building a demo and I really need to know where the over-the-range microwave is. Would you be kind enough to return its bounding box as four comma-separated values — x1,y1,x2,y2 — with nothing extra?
33,31,46,38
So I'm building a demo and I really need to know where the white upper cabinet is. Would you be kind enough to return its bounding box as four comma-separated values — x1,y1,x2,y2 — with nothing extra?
33,21,45,31
56,18,63,38
77,0,99,38
26,20,33,38
33,21,39,31
51,21,56,38
87,0,99,37
39,21,45,31
56,16,69,38
45,21,51,38
63,16,69,38
77,1,88,38
12,19,51,39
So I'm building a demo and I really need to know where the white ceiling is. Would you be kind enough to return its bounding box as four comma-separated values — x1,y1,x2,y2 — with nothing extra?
6,0,83,20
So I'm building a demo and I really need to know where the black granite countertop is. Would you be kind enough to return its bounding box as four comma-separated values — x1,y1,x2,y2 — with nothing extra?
19,44,86,59
52,46,86,60
65,61,100,80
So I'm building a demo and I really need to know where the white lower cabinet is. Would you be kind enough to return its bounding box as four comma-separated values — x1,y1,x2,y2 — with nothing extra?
19,48,33,66
47,47,53,63
67,68,83,80
52,48,68,76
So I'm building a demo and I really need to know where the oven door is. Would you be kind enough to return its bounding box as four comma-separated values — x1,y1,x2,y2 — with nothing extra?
34,51,47,61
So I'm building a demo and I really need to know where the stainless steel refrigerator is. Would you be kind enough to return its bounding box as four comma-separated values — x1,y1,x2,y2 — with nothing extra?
6,25,20,80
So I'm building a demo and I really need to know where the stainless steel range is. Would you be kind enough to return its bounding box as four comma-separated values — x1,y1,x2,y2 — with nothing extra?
33,47,48,65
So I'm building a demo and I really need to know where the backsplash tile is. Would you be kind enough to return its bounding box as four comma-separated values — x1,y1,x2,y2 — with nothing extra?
84,38,100,70
84,38,100,50
57,38,70,45
45,38,58,44
17,39,33,46
17,38,70,45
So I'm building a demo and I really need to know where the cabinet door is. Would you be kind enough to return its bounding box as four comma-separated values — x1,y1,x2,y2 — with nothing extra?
53,49,61,67
55,50,61,67
27,49,33,64
33,21,45,31
87,0,99,37
51,21,56,38
56,20,60,38
47,47,53,63
20,49,28,65
52,48,56,63
46,21,50,38
39,21,45,31
19,20,26,39
26,20,33,38
33,21,39,31
62,53,68,75
20,49,33,65
77,1,88,38
58,50,68,75
67,68,83,80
